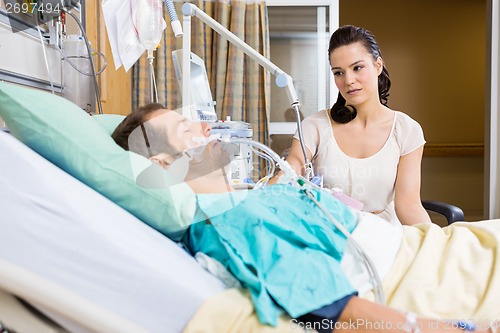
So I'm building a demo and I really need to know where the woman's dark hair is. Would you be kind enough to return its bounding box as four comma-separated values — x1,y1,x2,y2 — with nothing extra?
328,25,391,123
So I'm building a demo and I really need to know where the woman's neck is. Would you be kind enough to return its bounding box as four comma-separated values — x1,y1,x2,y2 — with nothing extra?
353,101,390,126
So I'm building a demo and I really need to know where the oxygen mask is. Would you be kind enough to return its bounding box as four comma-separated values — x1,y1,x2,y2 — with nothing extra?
191,133,221,146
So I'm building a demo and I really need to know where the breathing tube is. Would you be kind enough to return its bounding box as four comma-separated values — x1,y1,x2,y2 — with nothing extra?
163,0,183,38
301,187,386,305
226,138,298,185
225,137,386,305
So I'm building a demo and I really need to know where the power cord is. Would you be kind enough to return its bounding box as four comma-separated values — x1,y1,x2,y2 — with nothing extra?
63,9,103,114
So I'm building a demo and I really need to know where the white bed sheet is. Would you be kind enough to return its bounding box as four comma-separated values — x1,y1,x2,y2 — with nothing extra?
0,131,227,333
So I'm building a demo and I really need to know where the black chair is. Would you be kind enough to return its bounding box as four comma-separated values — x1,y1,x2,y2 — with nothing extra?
422,200,464,225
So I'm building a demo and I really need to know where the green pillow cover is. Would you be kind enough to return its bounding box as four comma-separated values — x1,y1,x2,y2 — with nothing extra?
0,82,195,241
93,114,126,135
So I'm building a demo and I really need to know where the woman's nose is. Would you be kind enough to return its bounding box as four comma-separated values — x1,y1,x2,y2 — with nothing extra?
344,71,355,85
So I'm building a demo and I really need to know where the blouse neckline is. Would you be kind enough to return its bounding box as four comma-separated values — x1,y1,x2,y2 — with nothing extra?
328,110,397,161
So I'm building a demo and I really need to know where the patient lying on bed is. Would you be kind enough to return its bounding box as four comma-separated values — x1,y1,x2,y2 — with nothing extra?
112,104,500,333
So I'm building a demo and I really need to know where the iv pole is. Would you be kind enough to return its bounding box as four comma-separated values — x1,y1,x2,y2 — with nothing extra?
180,3,314,180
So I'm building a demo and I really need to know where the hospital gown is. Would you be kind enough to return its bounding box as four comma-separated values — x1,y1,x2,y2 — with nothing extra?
184,184,358,326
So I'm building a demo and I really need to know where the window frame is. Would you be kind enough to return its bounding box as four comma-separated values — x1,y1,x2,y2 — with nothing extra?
266,0,339,135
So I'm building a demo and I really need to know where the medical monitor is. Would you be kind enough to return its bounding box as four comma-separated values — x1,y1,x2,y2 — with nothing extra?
172,49,217,122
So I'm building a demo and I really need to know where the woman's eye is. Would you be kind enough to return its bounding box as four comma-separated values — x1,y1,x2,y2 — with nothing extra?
353,65,364,71
332,71,343,76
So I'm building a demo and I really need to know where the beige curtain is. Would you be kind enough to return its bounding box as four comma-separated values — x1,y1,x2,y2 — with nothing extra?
132,0,271,152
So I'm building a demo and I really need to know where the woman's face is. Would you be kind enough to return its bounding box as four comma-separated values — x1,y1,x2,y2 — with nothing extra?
329,42,383,107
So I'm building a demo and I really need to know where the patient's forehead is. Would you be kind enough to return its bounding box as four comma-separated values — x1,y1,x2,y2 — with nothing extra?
145,108,172,122
143,109,190,148
145,109,182,130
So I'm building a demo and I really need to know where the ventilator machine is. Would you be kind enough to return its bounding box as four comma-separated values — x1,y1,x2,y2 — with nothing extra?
171,49,254,188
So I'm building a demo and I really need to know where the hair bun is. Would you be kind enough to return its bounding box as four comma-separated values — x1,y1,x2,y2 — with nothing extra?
330,104,357,124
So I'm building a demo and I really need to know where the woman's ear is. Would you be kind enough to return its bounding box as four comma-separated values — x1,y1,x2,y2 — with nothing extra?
376,57,383,75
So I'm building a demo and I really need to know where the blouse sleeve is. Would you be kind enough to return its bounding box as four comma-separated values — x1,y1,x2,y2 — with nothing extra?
293,112,323,159
396,112,426,156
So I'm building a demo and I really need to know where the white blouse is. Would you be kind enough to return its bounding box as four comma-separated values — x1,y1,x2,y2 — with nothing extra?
294,110,425,225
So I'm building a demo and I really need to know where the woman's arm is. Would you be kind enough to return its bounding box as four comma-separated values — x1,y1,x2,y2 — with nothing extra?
335,296,490,333
394,146,432,225
268,138,311,184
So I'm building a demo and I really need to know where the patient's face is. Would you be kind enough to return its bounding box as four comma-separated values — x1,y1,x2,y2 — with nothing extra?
145,109,233,192
147,109,212,155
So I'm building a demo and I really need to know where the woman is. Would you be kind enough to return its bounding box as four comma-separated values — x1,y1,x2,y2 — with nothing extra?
284,25,431,226
112,104,499,333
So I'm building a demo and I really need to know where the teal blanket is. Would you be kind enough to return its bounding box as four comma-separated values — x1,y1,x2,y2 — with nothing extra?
185,184,357,326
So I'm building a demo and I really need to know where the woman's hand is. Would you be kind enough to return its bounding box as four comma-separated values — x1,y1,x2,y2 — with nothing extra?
334,296,492,333
268,138,311,184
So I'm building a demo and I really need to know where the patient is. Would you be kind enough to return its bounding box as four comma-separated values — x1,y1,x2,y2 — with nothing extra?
112,104,500,333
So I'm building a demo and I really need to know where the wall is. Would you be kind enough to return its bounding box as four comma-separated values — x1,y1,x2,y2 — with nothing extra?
0,6,64,90
85,0,131,116
268,5,328,121
340,0,487,220
485,0,500,219
496,11,500,218
0,1,131,116
270,38,320,121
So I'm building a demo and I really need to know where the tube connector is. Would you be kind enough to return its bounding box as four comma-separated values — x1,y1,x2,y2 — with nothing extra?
147,49,154,60
275,73,290,88
170,20,183,38
182,3,196,16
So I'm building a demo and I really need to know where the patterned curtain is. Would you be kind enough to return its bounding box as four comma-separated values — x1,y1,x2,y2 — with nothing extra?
132,0,270,152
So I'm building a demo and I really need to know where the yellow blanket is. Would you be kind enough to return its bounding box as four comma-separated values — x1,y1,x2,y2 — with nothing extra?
383,220,500,319
183,220,500,333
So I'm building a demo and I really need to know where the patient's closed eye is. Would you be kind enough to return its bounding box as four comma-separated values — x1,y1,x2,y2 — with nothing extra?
178,119,191,132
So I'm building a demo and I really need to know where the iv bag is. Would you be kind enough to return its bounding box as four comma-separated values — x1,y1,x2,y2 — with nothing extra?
134,0,163,53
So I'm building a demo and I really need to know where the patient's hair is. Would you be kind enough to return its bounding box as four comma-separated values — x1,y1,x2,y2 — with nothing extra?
112,103,180,160
328,25,391,124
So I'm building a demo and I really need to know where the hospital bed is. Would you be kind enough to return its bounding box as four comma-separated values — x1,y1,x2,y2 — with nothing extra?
0,82,466,332
0,128,229,333
0,82,230,332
